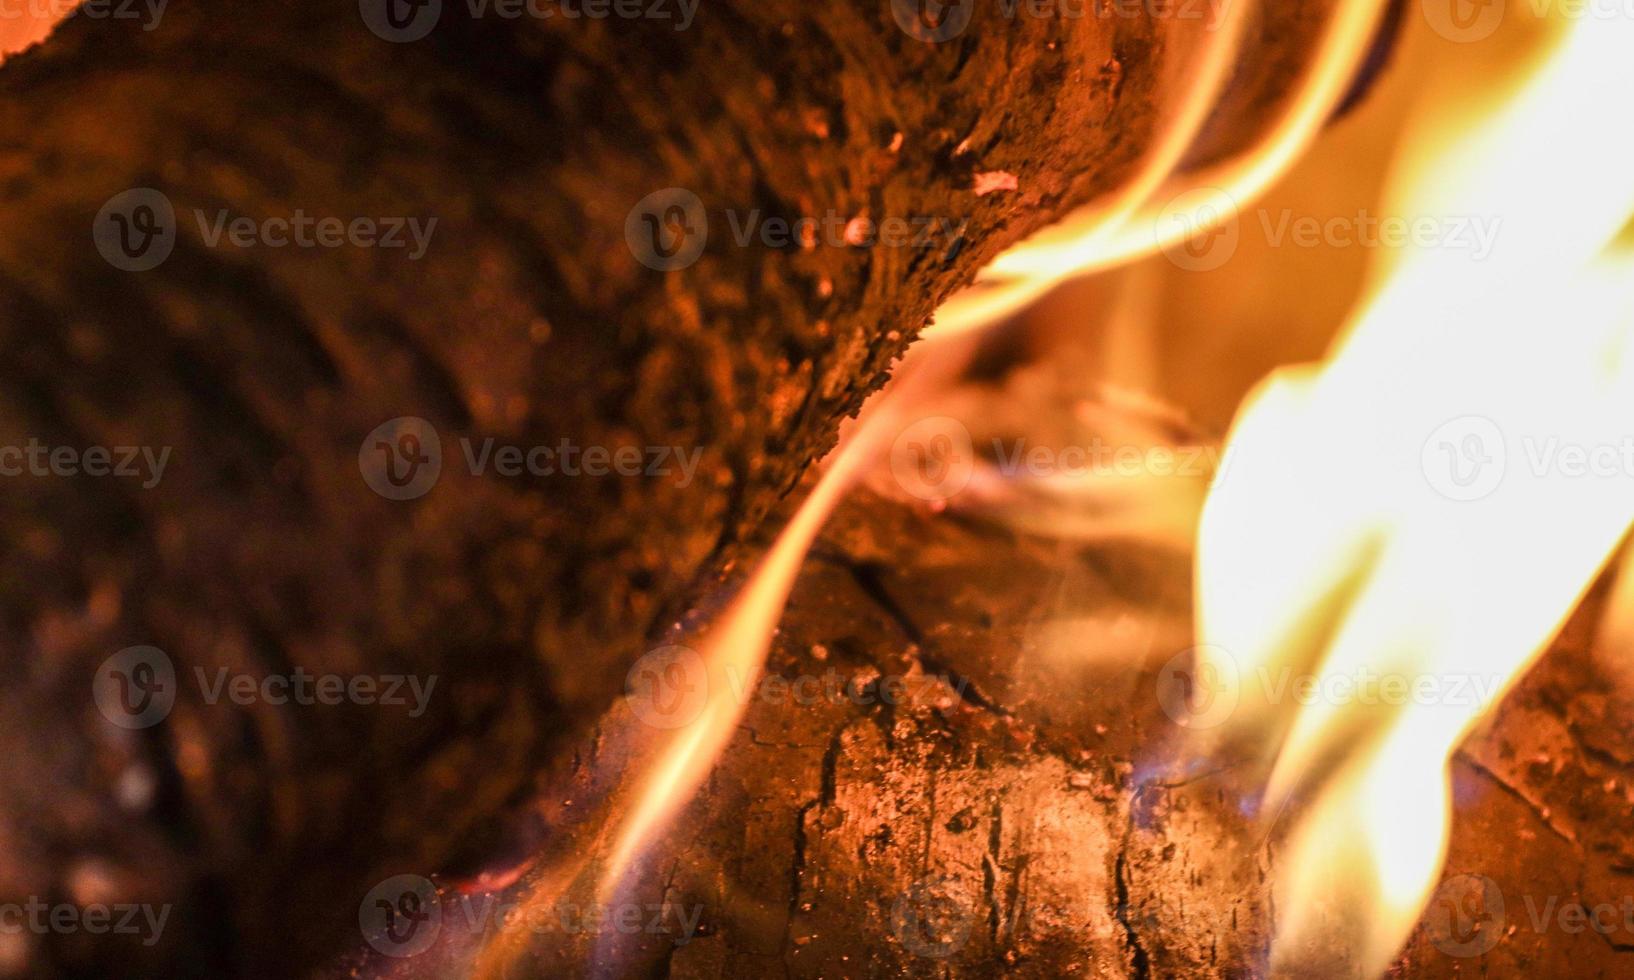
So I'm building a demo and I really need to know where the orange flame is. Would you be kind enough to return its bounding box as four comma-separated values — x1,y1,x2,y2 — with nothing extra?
585,0,1387,907
930,0,1387,339
471,4,1634,978
1196,11,1634,975
598,327,983,896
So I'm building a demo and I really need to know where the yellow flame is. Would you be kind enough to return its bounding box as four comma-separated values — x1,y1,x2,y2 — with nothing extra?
592,326,986,902
1197,12,1634,976
929,0,1387,339
586,0,1383,903
500,1,1507,973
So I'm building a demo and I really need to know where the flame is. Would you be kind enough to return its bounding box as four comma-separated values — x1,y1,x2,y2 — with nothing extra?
582,0,1389,908
929,0,1387,340
597,327,984,895
1196,12,1634,977
467,3,1634,977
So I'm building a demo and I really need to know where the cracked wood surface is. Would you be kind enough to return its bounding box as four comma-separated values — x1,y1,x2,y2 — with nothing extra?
419,477,1634,979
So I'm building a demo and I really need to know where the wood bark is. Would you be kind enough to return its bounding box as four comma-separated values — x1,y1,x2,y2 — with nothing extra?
407,339,1632,980
443,480,1634,980
0,2,1373,977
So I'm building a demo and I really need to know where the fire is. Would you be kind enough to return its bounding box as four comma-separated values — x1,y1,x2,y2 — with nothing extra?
578,0,1358,911
930,0,1386,339
583,0,1391,908
465,327,989,979
1196,11,1634,976
597,327,983,897
561,0,1390,949
472,3,1634,977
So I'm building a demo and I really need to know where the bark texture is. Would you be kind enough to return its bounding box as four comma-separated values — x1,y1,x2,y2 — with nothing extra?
445,486,1634,980
405,352,1634,980
0,2,1359,977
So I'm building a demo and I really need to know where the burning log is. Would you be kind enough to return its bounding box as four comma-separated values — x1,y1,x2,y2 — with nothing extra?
0,2,1391,977
357,331,1634,980
408,480,1634,980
